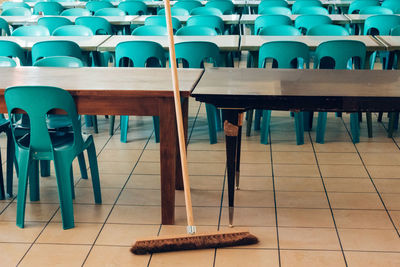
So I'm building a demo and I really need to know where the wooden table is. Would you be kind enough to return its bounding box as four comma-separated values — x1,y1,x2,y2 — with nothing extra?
132,14,241,25
191,68,400,225
240,14,350,25
0,67,204,225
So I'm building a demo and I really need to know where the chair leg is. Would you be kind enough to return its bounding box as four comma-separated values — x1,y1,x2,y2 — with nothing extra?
87,143,102,204
388,112,396,138
215,109,222,132
303,111,314,131
377,112,383,122
85,115,93,127
205,104,217,144
316,112,327,144
350,113,360,143
40,160,50,177
70,166,75,200
152,116,160,143
246,109,254,137
16,151,30,228
92,116,98,134
294,112,304,145
366,112,373,138
120,115,129,143
6,128,14,198
29,160,40,202
77,152,88,179
109,115,115,136
0,148,4,200
260,110,271,145
254,109,262,131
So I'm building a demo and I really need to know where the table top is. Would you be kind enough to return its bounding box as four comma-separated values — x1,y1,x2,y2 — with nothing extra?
98,35,239,52
132,15,240,25
344,14,400,23
375,36,400,51
240,14,350,25
240,35,384,51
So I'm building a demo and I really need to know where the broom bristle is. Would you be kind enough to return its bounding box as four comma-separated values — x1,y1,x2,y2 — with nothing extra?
131,231,258,255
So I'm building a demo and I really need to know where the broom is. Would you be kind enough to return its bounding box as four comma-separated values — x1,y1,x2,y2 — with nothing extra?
131,0,258,255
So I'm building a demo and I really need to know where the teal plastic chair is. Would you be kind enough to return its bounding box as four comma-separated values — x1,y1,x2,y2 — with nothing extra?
174,1,202,12
292,0,323,14
158,7,190,16
205,0,234,14
296,6,329,15
0,17,11,36
0,56,17,67
132,25,167,35
33,2,64,15
37,17,73,35
1,7,32,16
176,41,221,144
52,25,93,36
75,16,113,35
391,25,400,35
12,25,50,36
258,6,292,15
2,2,30,10
359,6,394,14
258,41,310,145
94,7,126,16
254,15,291,35
33,56,84,67
0,115,14,200
86,1,113,14
294,14,332,35
258,0,289,13
60,8,92,16
0,40,26,65
5,86,102,229
115,41,166,143
190,7,223,15
118,1,147,15
145,16,182,33
348,0,379,14
307,24,349,35
187,15,224,34
176,25,218,35
259,25,301,35
314,40,366,144
382,0,400,13
31,40,83,65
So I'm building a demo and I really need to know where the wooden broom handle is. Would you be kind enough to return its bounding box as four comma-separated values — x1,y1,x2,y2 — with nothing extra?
163,0,194,227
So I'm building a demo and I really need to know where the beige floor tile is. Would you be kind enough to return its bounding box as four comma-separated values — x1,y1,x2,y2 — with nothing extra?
125,174,160,189
188,140,227,151
218,226,278,249
361,152,400,166
97,149,141,162
117,189,160,206
271,141,314,152
313,142,356,153
96,224,160,246
85,245,150,267
272,152,316,165
74,188,120,205
273,164,320,177
278,208,334,228
52,204,112,223
232,190,275,208
281,250,346,267
220,207,276,227
333,210,394,229
240,151,271,163
381,193,400,210
389,211,400,230
175,189,222,207
356,142,399,153
0,221,45,242
324,178,375,193
0,243,31,266
133,162,160,175
108,205,161,224
279,227,341,250
339,228,400,252
77,173,129,189
316,153,362,165
276,192,329,208
329,192,384,210
239,163,272,176
98,161,135,175
191,175,225,190
215,249,279,267
345,251,400,267
374,179,400,193
37,222,103,244
150,249,214,267
105,138,147,150
236,176,273,190
189,162,226,176
0,203,59,222
187,150,227,163
319,165,368,178
275,177,324,192
19,244,91,267
174,207,220,226
137,150,159,162
367,165,400,179
0,202,7,212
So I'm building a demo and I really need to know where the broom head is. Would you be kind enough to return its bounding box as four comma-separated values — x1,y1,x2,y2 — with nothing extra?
131,230,258,255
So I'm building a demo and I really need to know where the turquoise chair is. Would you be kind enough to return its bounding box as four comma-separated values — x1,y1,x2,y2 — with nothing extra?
391,25,400,35
132,25,167,35
176,25,218,35
295,14,332,34
205,0,234,14
292,0,323,14
176,41,221,144
52,25,93,36
86,1,113,14
314,40,366,144
254,15,291,35
75,16,113,35
0,56,17,67
307,24,349,35
348,0,379,14
145,16,182,33
296,6,329,15
33,56,84,67
60,8,92,16
258,0,289,13
118,1,147,15
33,2,64,15
94,7,126,16
187,15,224,34
0,41,26,65
382,0,400,13
31,40,83,64
12,25,50,36
258,7,292,16
1,7,32,16
0,115,14,200
174,1,202,12
115,41,165,143
190,7,223,15
37,17,73,35
259,25,301,35
258,41,310,145
5,86,102,229
0,17,11,36
359,6,394,14
2,2,30,10
158,7,190,16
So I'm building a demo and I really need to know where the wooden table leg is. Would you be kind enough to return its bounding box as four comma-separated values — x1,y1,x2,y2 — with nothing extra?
175,97,188,191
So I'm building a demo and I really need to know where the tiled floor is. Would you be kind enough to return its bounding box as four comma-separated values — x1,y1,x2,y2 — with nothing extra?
0,98,399,267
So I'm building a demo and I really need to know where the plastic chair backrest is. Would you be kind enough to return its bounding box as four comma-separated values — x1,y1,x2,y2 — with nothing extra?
258,0,289,12
258,6,292,15
307,24,349,35
37,17,73,35
145,16,182,32
86,1,114,14
94,8,126,16
190,7,223,15
382,0,400,13
292,0,322,14
295,14,332,34
187,15,224,34
33,56,84,67
0,40,26,65
259,25,301,35
1,7,32,16
175,41,220,68
2,2,30,11
118,1,147,15
0,17,11,36
12,25,50,36
52,25,93,36
176,25,218,35
60,8,91,16
33,2,64,15
258,41,309,68
0,56,17,67
315,40,366,69
363,15,400,35
254,15,291,35
5,86,83,152
115,40,166,67
75,16,112,35
296,6,329,15
205,0,234,15
174,1,202,12
348,0,379,14
391,25,400,35
359,6,393,14
132,25,167,35
158,7,190,15
32,40,82,63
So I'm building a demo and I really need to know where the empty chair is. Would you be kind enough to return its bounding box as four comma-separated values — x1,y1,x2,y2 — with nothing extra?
33,56,84,67
296,6,329,15
12,25,50,36
359,6,393,14
60,8,91,16
391,25,400,35
145,16,182,33
2,2,30,10
205,0,234,14
292,0,323,14
254,15,291,35
31,40,83,64
190,7,223,15
187,15,224,34
33,2,64,15
258,6,292,16
258,0,289,14
307,24,349,35
364,15,400,35
86,1,114,14
0,105,14,201
94,8,126,16
158,7,190,16
176,25,218,35
0,17,11,36
0,40,26,65
348,0,379,14
0,56,16,67
37,17,73,35
75,16,113,35
259,25,301,35
52,25,93,36
382,0,400,14
295,14,332,35
118,1,147,15
1,7,32,16
132,25,167,35
174,1,202,12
